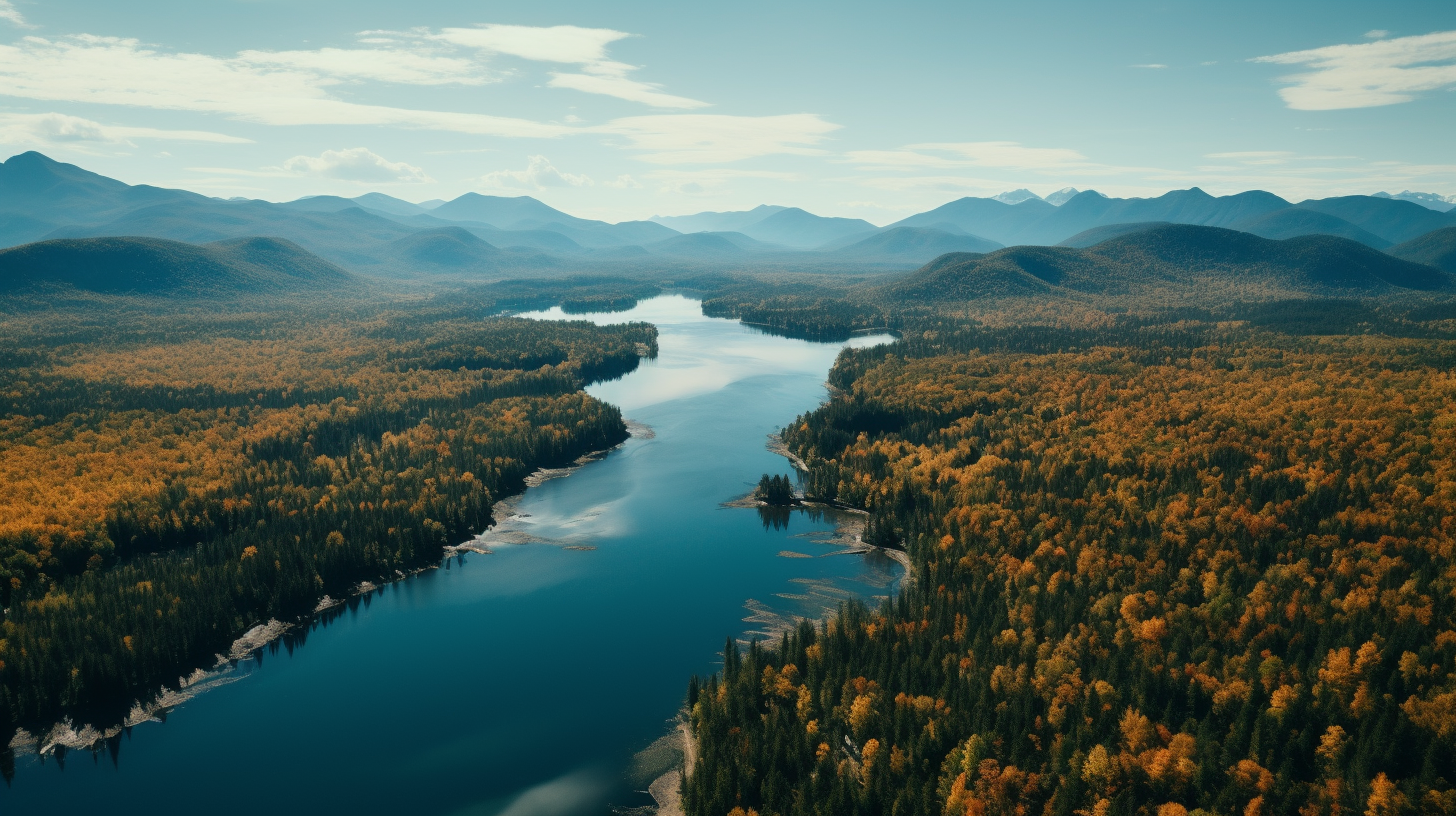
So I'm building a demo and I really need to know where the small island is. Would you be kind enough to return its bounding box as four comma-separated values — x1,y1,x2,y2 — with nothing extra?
753,473,798,505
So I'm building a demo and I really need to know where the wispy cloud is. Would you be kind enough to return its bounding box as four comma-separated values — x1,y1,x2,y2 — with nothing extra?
433,24,630,64
0,112,251,145
481,155,592,189
0,35,570,137
1252,29,1456,109
0,1,32,28
548,71,707,110
237,47,490,86
1130,63,1167,69
1364,30,1390,39
282,147,431,183
433,24,708,108
599,114,838,164
0,30,820,163
846,141,1092,171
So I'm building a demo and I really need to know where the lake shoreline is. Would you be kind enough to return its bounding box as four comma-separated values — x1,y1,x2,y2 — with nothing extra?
8,418,657,761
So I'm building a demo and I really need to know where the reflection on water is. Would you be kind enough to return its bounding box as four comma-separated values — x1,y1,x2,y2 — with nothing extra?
3,295,897,816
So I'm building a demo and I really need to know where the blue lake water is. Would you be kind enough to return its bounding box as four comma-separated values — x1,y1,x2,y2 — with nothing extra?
3,295,899,815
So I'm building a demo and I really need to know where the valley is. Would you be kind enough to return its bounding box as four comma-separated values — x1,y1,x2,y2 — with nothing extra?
3,151,1456,815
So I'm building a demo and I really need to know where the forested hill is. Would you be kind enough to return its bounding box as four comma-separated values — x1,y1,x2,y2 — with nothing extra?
884,224,1452,302
0,235,356,296
1388,226,1456,275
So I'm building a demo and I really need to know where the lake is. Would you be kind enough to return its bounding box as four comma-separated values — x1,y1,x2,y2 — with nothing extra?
2,294,900,815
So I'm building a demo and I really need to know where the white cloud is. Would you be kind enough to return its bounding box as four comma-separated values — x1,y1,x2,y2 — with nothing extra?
435,24,631,64
0,1,31,28
1130,64,1167,69
282,147,432,183
598,114,838,163
603,174,642,188
0,35,568,137
237,47,489,85
435,23,707,108
0,29,832,165
481,155,592,189
1252,29,1456,109
548,72,707,109
0,112,251,145
1364,30,1390,39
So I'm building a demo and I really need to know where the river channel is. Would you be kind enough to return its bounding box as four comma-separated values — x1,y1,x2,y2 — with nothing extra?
3,294,901,815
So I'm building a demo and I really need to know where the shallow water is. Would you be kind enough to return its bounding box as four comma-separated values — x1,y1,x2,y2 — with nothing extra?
3,295,899,815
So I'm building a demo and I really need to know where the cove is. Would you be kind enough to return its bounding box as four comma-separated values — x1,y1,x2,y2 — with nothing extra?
2,294,901,815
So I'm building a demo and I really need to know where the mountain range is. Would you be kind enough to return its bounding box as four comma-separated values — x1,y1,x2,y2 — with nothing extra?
885,224,1453,303
1,151,1454,277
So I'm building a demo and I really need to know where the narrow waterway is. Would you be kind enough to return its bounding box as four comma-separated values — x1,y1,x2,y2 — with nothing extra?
3,294,900,815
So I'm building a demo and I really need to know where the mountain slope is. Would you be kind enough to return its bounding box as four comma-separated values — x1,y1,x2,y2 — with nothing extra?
829,227,1003,262
425,193,679,247
1230,208,1390,248
0,236,355,295
891,196,1056,245
0,151,206,246
350,193,430,217
1295,196,1456,244
737,208,877,249
1387,226,1456,275
1057,222,1173,248
650,205,788,233
44,201,421,267
890,189,1291,246
1091,225,1446,291
381,227,506,272
429,193,595,230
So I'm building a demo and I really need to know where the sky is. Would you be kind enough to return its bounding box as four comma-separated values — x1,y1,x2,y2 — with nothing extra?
0,0,1453,224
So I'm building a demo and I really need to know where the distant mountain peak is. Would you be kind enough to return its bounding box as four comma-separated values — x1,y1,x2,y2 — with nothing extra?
993,189,1043,205
1044,188,1081,206
1374,190,1456,213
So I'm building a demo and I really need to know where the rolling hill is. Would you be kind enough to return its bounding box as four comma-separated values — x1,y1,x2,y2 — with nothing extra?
1387,226,1456,275
885,224,1451,303
44,200,421,268
0,236,355,296
889,187,1456,248
1056,222,1172,248
1229,208,1390,248
827,227,1003,262
377,227,519,275
644,231,785,259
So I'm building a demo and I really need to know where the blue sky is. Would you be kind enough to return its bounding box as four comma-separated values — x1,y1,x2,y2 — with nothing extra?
0,0,1452,223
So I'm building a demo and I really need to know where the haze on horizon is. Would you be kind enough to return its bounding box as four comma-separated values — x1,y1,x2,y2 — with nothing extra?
0,0,1452,223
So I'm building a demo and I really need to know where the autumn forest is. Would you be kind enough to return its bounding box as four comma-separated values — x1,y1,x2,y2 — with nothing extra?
0,293,656,752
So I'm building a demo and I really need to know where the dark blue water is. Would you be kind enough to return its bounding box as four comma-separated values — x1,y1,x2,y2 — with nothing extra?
3,295,899,815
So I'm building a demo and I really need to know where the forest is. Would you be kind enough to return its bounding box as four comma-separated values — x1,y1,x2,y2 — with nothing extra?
0,293,656,744
684,311,1456,816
